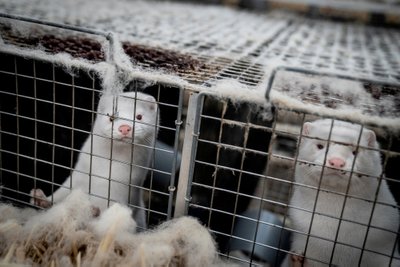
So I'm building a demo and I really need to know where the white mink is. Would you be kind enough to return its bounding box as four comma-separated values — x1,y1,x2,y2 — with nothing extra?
31,91,159,229
285,119,399,267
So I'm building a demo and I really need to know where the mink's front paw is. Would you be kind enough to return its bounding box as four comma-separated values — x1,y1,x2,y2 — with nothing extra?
291,251,306,267
30,188,52,208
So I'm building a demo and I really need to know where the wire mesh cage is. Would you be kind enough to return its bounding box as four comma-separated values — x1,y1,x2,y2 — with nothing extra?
177,91,400,266
182,93,274,247
269,109,400,267
0,52,185,230
0,0,400,266
0,53,102,205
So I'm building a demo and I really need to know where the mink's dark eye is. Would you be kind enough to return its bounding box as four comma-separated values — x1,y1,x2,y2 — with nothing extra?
352,150,357,156
136,114,142,120
317,144,324,150
107,113,115,122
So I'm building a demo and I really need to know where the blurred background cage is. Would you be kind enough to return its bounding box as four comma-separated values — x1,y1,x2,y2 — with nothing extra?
1,0,400,266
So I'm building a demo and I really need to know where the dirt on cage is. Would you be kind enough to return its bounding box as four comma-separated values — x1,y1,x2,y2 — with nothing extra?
0,26,105,62
273,71,400,119
0,190,233,267
363,83,400,114
0,25,210,73
122,42,205,72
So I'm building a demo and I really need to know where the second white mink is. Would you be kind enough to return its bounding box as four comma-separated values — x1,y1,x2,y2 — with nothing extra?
32,91,159,229
286,119,399,267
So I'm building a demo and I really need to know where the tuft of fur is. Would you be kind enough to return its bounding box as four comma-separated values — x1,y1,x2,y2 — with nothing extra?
136,217,218,267
91,203,137,240
0,190,234,267
0,204,38,224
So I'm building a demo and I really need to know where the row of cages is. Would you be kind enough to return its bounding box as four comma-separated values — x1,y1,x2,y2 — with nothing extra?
1,52,400,266
175,0,400,27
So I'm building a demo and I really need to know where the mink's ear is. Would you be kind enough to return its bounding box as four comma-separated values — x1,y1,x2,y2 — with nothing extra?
124,92,157,111
302,122,312,136
141,94,157,111
364,129,377,147
149,101,157,111
141,93,156,102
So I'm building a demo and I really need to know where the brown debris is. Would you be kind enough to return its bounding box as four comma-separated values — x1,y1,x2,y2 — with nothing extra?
122,42,204,72
0,26,209,72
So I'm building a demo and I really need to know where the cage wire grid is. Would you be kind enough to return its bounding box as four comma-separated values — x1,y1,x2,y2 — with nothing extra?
0,55,100,202
179,93,400,265
1,0,400,90
0,0,400,266
0,53,185,226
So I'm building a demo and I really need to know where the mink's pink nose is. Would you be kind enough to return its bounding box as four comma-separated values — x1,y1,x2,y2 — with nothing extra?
328,157,345,168
118,125,132,136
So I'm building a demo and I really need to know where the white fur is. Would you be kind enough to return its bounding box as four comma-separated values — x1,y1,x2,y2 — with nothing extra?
91,203,137,239
45,91,158,229
286,119,400,266
269,72,400,133
133,217,218,267
0,204,38,224
0,194,234,266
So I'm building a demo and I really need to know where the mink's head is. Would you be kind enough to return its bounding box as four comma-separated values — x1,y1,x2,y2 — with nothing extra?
94,92,159,144
296,119,382,190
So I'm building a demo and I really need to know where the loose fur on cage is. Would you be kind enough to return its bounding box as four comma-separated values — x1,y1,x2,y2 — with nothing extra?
0,189,236,267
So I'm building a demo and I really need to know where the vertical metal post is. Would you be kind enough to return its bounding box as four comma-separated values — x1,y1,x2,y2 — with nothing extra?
174,92,202,218
166,87,184,219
